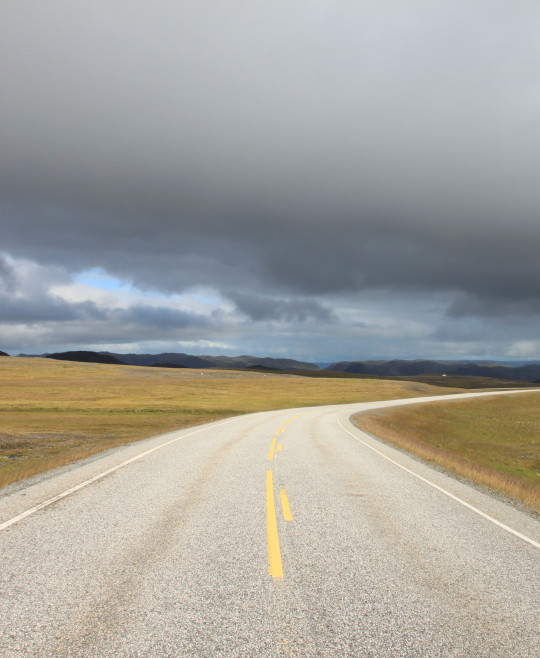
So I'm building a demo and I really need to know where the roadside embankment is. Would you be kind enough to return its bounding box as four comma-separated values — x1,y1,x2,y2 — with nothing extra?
353,392,540,513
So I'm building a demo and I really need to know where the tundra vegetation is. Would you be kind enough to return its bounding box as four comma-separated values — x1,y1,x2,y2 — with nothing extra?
0,357,455,488
2,358,538,514
354,395,540,514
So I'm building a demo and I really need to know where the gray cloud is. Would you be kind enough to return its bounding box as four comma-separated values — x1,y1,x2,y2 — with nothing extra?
110,305,211,332
1,2,540,358
0,298,223,355
0,257,16,294
0,253,216,351
0,265,207,329
0,295,97,324
446,294,540,319
228,291,336,323
0,255,85,322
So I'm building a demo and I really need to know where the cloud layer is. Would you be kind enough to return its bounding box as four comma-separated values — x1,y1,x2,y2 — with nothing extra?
1,2,540,359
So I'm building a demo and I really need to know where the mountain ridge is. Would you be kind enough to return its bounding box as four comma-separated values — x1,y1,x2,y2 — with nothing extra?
42,350,320,371
11,350,540,382
327,358,540,382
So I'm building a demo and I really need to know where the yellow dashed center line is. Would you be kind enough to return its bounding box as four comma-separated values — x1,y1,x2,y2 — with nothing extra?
268,437,277,461
266,470,283,578
280,489,293,521
264,414,306,578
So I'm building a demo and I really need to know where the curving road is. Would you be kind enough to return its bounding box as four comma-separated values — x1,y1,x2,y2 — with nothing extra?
1,391,539,657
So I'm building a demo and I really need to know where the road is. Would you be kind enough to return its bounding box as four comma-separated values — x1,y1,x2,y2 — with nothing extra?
1,390,539,657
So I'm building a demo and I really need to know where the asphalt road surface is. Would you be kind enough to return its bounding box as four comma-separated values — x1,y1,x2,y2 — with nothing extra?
1,390,539,657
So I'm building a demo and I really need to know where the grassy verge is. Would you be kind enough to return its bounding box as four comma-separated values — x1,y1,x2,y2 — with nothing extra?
353,393,540,513
0,357,460,488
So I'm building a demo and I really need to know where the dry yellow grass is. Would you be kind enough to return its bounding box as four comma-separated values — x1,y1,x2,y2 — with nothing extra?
0,357,458,487
354,393,540,513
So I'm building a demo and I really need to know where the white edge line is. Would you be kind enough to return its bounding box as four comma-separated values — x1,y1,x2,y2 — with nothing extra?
337,416,540,550
0,416,243,532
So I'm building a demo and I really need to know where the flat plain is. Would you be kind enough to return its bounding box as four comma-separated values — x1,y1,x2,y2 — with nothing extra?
0,357,458,488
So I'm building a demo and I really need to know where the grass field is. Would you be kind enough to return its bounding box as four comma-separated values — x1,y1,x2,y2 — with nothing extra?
0,357,459,488
354,393,540,513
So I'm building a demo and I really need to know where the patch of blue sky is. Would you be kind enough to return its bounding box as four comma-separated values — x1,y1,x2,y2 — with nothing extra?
75,270,224,307
191,292,222,306
75,268,133,292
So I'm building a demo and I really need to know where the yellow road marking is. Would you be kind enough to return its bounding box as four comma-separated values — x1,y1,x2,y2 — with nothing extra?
277,443,282,452
280,489,293,521
268,437,277,461
266,471,283,578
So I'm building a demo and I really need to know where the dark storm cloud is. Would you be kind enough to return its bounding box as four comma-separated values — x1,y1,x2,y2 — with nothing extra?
228,291,336,323
446,294,540,319
1,0,540,356
0,295,98,324
432,314,540,344
111,305,211,331
0,257,16,293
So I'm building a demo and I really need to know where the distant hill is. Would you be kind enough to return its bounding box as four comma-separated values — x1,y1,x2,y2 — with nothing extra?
102,351,320,371
100,352,209,368
0,350,9,356
18,350,540,382
41,350,319,371
46,351,124,365
326,359,540,382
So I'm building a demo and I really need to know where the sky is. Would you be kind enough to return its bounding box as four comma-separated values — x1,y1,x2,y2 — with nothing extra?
1,1,540,362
